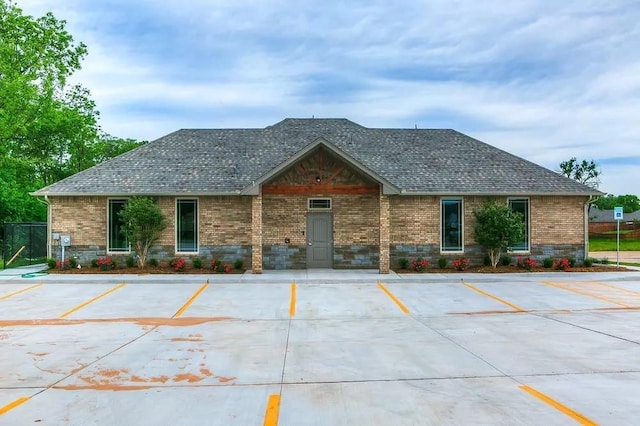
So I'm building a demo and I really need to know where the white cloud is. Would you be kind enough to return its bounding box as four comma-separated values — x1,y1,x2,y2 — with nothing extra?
13,0,640,194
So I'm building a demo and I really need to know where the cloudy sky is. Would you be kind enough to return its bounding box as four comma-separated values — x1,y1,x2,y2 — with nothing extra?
16,0,640,195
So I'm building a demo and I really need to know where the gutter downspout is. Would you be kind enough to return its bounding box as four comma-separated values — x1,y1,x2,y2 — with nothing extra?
584,195,594,259
36,196,52,259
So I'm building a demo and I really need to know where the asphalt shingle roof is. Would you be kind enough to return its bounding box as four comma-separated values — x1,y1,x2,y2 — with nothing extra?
33,118,601,196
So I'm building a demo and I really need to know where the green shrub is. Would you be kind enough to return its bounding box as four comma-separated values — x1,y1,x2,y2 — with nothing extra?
233,259,244,270
438,257,448,269
568,257,576,267
90,258,98,268
601,258,610,265
398,258,409,269
47,257,57,269
126,256,136,268
483,255,492,266
501,255,513,266
543,257,554,268
68,257,78,269
148,258,158,267
192,257,203,269
583,257,595,267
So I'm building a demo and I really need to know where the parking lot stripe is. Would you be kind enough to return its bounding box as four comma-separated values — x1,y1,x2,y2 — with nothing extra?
289,282,296,317
0,283,42,301
541,281,630,307
462,282,524,312
377,282,410,314
263,394,281,426
0,396,29,416
59,282,127,318
519,385,598,425
173,282,209,318
591,281,640,296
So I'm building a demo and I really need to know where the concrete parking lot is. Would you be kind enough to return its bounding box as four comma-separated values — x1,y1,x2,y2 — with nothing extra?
1,270,639,425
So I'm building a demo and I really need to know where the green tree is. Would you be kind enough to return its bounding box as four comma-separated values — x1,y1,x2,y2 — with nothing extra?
474,201,524,268
593,194,640,213
0,0,91,149
0,2,143,229
559,157,601,189
118,197,167,268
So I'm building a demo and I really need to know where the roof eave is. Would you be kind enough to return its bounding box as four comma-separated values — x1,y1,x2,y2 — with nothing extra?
397,190,604,197
30,191,243,197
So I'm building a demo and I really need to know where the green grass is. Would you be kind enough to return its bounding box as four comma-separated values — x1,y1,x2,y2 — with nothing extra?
1,257,47,269
600,230,633,235
589,237,640,251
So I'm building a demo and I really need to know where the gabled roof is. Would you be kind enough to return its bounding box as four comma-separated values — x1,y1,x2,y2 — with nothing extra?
33,118,602,196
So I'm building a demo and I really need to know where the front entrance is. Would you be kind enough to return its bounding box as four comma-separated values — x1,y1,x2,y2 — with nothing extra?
306,213,333,268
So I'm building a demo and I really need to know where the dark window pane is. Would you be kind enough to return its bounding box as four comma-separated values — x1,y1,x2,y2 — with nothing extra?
509,199,529,251
309,199,331,210
442,199,462,251
177,200,198,252
108,200,128,251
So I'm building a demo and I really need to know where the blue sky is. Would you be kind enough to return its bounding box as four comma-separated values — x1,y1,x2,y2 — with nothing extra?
17,0,640,195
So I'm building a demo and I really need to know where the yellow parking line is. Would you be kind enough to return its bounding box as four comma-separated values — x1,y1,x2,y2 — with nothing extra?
289,282,296,317
541,281,630,307
519,385,598,425
0,283,43,301
0,396,29,416
377,282,409,314
59,283,126,318
173,282,209,318
263,394,281,426
590,281,640,296
462,282,524,312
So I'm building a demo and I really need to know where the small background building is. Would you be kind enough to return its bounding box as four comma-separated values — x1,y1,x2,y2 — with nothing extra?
589,207,640,239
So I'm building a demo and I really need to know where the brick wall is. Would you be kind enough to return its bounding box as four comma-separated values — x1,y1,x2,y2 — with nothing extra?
50,196,107,246
389,195,589,265
261,193,380,268
530,196,586,245
48,193,590,268
49,195,253,265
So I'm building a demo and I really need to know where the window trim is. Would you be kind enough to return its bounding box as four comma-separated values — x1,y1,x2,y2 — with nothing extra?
508,197,531,253
107,198,130,254
440,197,464,253
308,198,332,211
175,198,199,254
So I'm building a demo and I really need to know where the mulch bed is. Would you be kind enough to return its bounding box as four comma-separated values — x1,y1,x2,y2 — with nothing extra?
48,266,245,274
48,265,633,274
395,265,632,273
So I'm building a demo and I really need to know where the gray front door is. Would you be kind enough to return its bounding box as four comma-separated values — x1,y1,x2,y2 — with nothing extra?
307,213,333,268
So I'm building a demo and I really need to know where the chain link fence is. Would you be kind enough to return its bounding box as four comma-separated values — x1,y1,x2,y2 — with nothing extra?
2,222,47,269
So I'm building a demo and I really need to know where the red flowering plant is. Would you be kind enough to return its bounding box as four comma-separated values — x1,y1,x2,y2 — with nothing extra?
96,257,115,271
56,260,70,270
170,257,186,272
411,257,430,272
452,257,469,271
211,258,221,270
553,258,571,271
516,256,538,271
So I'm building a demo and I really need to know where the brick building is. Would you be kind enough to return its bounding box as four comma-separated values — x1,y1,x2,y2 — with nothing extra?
32,118,601,273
